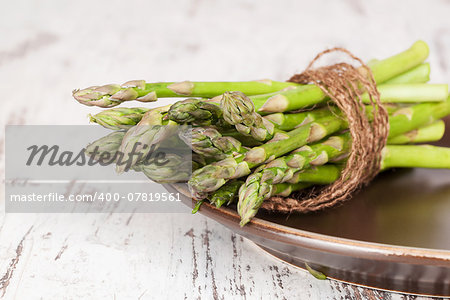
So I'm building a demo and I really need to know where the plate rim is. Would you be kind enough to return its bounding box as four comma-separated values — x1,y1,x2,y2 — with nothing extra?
169,183,450,266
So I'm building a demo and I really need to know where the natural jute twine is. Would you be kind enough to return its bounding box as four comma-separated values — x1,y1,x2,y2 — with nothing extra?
261,48,389,213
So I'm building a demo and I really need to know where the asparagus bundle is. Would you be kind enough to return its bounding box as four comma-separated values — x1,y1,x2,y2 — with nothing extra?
75,40,450,225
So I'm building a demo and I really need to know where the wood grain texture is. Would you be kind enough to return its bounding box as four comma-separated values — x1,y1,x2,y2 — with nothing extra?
0,0,449,299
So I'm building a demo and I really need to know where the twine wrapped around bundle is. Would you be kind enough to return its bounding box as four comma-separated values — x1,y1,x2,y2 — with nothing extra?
261,48,389,213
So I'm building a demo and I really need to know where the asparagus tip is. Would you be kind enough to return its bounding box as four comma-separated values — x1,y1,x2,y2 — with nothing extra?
72,86,120,107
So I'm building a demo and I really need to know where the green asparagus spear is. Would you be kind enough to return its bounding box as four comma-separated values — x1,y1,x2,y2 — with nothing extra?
383,63,430,84
251,83,447,114
361,84,448,103
381,145,450,169
73,79,298,108
387,120,445,144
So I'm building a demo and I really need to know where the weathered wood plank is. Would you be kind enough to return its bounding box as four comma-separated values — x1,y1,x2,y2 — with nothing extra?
0,0,448,298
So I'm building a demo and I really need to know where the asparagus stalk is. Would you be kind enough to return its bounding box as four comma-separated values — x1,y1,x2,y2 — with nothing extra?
381,145,450,169
178,126,247,160
361,84,448,103
383,63,430,84
388,96,450,137
89,107,150,130
370,40,429,83
189,96,450,198
73,79,298,108
252,83,447,114
387,120,445,144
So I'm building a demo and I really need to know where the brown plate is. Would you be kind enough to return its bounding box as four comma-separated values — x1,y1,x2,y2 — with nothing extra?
165,116,450,297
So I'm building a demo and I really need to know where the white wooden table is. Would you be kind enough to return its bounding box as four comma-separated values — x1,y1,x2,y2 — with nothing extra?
0,0,449,298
